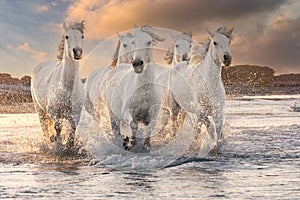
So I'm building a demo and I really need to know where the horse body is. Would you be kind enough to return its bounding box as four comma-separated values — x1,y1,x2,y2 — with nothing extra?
193,27,233,140
107,26,164,150
31,22,85,148
157,27,233,145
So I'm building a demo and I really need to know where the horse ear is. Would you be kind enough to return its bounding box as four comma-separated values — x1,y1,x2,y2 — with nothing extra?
207,29,214,37
63,22,68,31
117,33,124,41
134,25,139,34
217,27,223,32
81,21,85,29
228,27,234,34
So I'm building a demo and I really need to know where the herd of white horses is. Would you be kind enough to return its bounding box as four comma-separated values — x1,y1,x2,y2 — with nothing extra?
31,21,233,154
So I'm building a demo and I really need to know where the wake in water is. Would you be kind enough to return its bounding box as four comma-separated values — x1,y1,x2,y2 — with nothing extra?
75,104,217,170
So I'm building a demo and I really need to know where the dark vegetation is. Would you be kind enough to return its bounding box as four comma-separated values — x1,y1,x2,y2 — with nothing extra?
0,65,299,112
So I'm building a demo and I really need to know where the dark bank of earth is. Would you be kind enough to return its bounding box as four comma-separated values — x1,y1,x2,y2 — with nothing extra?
1,65,300,113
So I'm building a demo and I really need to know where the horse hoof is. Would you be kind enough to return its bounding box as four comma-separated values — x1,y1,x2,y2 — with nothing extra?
144,137,151,149
123,136,137,151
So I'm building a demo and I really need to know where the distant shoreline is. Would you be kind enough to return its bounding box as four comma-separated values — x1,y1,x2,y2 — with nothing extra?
1,67,300,114
0,102,35,114
1,93,299,114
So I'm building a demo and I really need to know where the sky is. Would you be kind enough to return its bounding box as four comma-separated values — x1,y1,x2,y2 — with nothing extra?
0,0,300,78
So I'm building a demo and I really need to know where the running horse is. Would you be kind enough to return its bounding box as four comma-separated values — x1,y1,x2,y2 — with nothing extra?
31,21,85,149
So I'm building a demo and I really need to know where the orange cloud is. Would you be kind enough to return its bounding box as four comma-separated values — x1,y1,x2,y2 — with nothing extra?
16,42,47,61
64,0,202,39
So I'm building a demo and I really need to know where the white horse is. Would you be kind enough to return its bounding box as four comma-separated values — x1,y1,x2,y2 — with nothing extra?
108,25,164,151
164,32,193,66
31,21,85,149
157,27,233,145
190,27,233,141
159,32,193,130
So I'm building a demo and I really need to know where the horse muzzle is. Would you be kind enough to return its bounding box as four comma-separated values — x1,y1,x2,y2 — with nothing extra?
132,59,144,74
223,54,232,66
182,53,190,62
73,48,83,60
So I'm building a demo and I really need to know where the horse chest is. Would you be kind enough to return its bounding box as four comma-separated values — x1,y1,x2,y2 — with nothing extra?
128,84,157,124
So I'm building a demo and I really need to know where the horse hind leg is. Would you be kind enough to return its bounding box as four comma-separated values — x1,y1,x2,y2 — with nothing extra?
65,118,77,149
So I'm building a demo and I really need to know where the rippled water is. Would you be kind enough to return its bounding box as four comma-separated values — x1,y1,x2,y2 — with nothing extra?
1,96,300,199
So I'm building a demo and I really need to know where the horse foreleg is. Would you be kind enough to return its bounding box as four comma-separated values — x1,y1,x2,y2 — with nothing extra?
168,93,182,134
51,120,62,144
110,111,121,136
66,119,76,149
36,107,52,141
196,110,217,143
144,104,160,149
151,94,170,136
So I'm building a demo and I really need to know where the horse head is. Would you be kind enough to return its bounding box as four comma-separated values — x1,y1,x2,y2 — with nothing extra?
131,25,164,74
171,32,192,64
208,27,233,66
63,21,85,61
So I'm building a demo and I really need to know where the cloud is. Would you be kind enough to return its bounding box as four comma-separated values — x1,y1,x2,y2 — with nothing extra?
35,5,50,13
15,42,47,61
35,1,59,14
228,12,300,74
64,0,287,39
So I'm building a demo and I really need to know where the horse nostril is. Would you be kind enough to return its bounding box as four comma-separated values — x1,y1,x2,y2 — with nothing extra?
223,54,228,61
132,59,143,67
183,54,188,60
73,48,82,57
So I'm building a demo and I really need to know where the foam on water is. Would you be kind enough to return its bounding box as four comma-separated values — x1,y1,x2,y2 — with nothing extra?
76,108,216,170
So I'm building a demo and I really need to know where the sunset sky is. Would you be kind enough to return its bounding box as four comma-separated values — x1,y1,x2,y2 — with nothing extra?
1,0,300,77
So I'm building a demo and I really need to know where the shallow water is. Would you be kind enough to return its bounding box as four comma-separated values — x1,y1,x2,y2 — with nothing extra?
0,96,300,199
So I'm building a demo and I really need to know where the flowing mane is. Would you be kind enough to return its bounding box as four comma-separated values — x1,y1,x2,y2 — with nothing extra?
56,21,85,62
110,32,134,68
189,27,233,65
110,40,121,68
140,25,165,44
189,39,210,65
164,32,193,65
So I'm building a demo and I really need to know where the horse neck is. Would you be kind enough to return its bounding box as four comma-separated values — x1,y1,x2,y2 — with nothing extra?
117,50,129,65
199,45,222,85
171,57,177,66
139,63,155,84
59,51,80,88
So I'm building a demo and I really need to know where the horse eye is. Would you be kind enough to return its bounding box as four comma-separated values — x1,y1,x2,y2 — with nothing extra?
82,35,84,39
65,36,69,40
175,44,179,48
147,41,152,45
132,41,135,45
123,44,127,48
213,41,217,45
